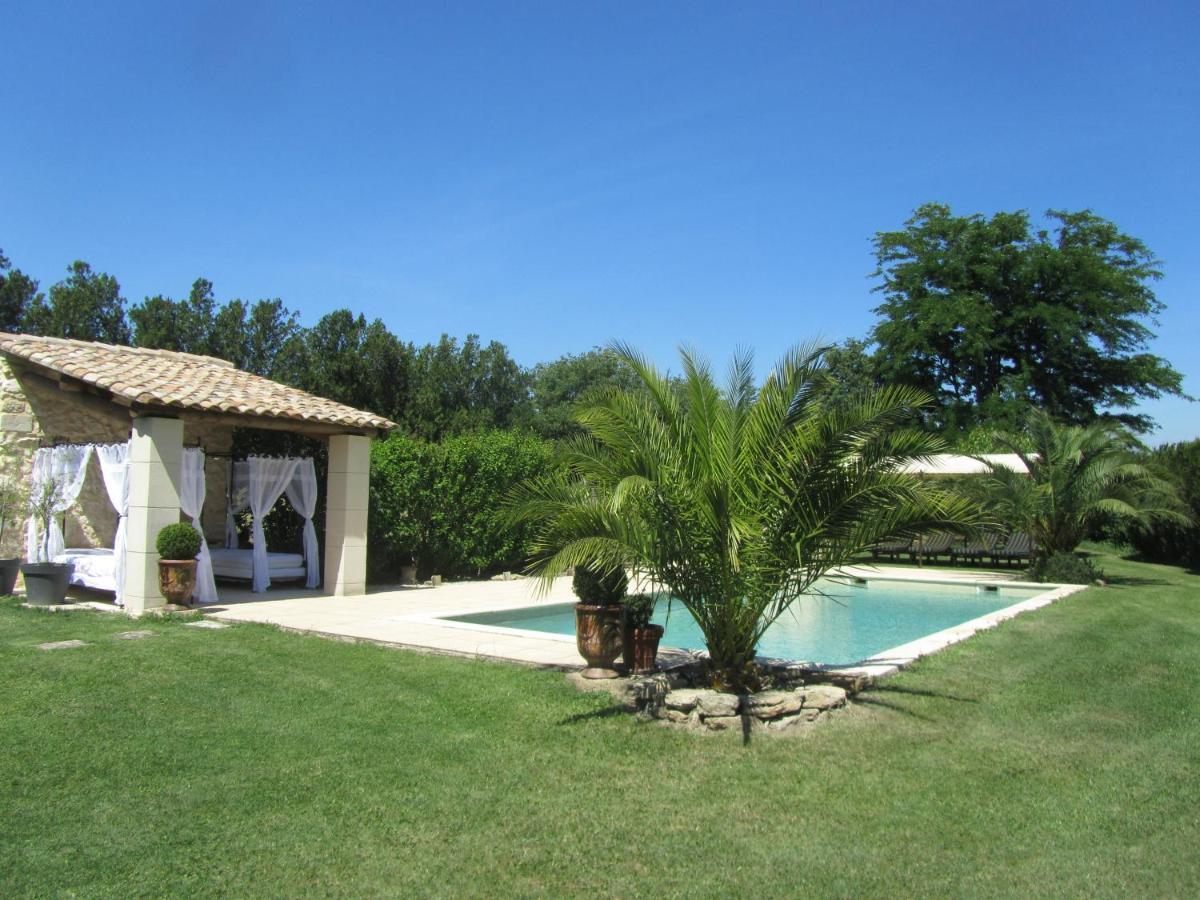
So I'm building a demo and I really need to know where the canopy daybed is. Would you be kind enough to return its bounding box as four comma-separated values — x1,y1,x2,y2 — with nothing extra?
29,442,220,606
218,456,321,592
28,444,323,604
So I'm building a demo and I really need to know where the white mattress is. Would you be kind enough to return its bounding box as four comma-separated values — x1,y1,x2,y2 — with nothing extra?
209,548,306,581
54,548,116,592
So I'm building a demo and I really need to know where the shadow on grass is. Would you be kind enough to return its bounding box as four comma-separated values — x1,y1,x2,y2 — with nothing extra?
853,694,938,722
556,704,628,726
869,684,980,703
1102,575,1173,587
853,683,980,723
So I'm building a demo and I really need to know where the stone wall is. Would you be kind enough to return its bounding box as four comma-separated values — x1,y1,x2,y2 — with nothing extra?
0,358,237,559
586,658,857,736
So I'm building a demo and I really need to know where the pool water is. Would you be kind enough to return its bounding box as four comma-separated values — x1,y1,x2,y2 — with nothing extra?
444,578,1042,666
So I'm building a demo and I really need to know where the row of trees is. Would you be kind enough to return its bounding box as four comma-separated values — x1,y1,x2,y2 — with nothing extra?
3,203,1189,444
0,251,637,441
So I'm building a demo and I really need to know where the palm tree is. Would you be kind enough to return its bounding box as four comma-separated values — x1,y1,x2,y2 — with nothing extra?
969,410,1188,561
508,343,980,691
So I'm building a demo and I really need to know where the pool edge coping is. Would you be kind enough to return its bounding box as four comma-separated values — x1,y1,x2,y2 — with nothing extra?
411,570,1088,678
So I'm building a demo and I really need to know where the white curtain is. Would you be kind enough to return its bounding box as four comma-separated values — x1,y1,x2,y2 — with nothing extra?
285,457,321,589
248,456,298,592
95,443,130,605
26,444,94,563
181,448,219,605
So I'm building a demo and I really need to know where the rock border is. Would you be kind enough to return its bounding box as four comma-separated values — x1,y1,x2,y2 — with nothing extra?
572,658,865,735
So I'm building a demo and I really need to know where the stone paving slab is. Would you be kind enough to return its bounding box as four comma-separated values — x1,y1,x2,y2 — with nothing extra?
37,639,89,650
117,630,156,640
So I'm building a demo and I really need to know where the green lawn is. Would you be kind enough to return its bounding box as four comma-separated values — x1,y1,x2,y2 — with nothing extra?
2,550,1198,898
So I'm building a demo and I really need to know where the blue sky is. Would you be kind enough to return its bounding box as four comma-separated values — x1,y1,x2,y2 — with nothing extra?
2,1,1196,441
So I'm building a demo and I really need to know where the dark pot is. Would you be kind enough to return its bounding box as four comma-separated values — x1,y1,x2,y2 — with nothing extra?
0,557,20,596
574,603,623,679
20,563,72,605
626,624,665,675
158,560,198,606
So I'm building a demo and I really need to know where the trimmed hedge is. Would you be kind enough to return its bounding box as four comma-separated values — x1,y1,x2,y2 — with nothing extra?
368,430,559,582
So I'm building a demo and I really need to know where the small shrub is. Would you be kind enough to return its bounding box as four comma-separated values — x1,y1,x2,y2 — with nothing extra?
572,565,628,606
156,523,202,560
1028,552,1101,585
622,592,655,628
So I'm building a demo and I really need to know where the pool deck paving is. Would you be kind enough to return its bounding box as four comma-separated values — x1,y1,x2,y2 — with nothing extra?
204,565,1085,676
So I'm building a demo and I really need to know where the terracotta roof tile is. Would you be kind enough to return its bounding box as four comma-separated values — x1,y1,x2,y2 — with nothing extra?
0,332,397,433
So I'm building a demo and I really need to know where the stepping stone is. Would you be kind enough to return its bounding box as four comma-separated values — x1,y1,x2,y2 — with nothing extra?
117,630,156,640
185,620,227,629
37,640,88,651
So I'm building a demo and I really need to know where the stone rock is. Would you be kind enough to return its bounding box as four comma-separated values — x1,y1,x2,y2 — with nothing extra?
664,689,705,712
118,630,156,640
799,685,847,710
662,708,692,724
695,690,739,717
743,689,805,720
37,639,88,650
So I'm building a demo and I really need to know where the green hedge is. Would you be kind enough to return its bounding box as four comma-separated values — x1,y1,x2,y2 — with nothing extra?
368,430,559,582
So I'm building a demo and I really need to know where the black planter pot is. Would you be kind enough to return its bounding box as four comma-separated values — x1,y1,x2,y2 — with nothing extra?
20,563,72,605
0,557,20,596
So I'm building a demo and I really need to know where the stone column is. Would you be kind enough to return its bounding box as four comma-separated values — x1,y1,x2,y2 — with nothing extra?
324,434,369,596
125,416,183,615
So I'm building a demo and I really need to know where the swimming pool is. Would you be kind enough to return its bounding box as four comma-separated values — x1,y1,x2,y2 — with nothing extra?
444,577,1045,666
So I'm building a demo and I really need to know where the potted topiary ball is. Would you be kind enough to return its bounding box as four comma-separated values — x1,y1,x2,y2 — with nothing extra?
156,523,202,606
572,565,627,679
621,592,664,675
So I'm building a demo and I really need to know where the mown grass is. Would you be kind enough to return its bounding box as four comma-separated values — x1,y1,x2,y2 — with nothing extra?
2,549,1198,897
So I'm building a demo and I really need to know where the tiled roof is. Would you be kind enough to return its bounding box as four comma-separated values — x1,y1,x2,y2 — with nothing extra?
0,332,397,433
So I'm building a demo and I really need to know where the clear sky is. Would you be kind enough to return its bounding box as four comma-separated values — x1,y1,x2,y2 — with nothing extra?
2,1,1196,441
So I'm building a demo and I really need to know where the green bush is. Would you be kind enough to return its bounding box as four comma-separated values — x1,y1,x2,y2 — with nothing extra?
156,523,202,560
622,592,655,628
572,566,628,606
1028,552,1101,585
368,430,560,581
1126,440,1200,568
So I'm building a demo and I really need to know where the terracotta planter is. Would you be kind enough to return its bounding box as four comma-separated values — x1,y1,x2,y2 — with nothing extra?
0,557,20,596
575,603,623,679
158,559,198,606
625,624,665,675
20,563,72,605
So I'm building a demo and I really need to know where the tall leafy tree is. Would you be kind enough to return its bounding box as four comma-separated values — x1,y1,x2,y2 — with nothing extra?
869,204,1186,433
527,347,643,439
405,334,530,439
966,410,1188,560
208,297,300,377
0,249,41,333
281,309,414,423
22,260,130,344
509,343,979,691
129,278,218,353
